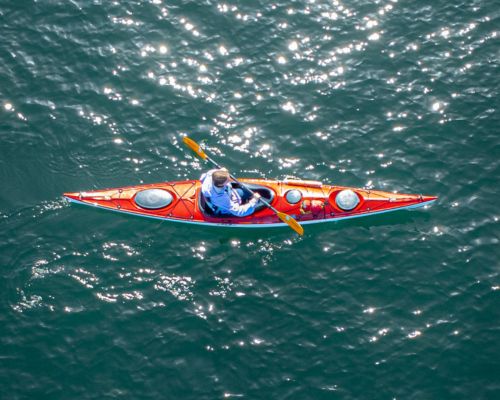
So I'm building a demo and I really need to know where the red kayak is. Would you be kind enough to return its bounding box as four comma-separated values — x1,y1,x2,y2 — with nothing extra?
63,178,436,228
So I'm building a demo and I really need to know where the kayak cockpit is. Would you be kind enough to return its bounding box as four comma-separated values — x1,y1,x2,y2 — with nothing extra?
198,182,275,217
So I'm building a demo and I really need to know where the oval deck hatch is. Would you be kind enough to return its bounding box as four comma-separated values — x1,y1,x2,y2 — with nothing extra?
335,189,360,211
134,189,173,210
285,189,303,204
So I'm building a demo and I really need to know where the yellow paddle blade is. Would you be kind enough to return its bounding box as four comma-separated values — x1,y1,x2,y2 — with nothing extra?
183,136,207,160
277,212,304,236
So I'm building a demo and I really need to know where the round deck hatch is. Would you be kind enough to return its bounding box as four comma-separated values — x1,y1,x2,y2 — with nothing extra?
134,189,173,209
285,189,303,204
335,189,359,211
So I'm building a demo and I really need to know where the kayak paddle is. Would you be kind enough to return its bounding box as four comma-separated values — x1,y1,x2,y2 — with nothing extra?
183,136,304,236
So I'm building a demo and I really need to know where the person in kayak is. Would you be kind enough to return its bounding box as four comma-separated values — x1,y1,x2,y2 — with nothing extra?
200,168,261,217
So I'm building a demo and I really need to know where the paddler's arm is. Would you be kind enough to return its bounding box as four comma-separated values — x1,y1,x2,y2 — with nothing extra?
200,169,217,197
228,193,261,217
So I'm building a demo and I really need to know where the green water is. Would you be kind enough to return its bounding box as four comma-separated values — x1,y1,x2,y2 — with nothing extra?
1,1,499,398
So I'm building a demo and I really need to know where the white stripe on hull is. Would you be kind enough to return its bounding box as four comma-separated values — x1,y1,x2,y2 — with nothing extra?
64,197,436,229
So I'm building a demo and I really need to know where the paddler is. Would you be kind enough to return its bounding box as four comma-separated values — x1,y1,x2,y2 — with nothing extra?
200,168,261,216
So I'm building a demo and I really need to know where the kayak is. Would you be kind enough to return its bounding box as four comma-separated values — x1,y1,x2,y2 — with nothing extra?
63,178,436,228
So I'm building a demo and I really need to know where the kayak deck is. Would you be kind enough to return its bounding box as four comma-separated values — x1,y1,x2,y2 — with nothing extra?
63,179,436,227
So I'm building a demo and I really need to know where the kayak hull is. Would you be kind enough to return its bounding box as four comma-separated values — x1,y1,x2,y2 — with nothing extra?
63,179,437,228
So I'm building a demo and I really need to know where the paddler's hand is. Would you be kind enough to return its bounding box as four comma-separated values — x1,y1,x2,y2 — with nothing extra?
249,193,261,206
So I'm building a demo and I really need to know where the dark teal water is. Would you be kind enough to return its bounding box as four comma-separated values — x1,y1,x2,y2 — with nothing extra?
1,1,499,398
